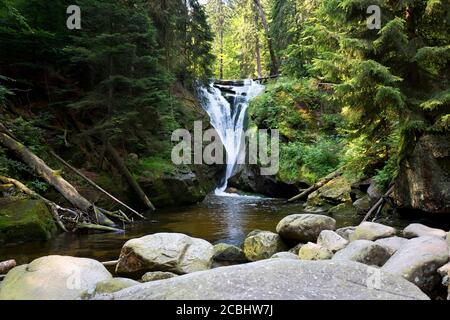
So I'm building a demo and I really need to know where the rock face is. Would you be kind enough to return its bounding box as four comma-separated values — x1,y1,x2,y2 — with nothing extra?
243,230,286,261
403,223,447,239
0,198,57,244
375,237,409,256
103,259,429,300
213,243,246,262
0,255,112,300
276,214,336,242
349,222,396,242
332,240,391,266
298,242,333,260
270,252,298,259
228,164,301,198
393,132,450,214
306,176,352,208
142,271,178,282
115,233,214,275
382,236,449,293
317,230,348,253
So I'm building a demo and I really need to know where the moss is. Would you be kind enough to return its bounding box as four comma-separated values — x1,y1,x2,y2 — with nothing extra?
0,198,57,244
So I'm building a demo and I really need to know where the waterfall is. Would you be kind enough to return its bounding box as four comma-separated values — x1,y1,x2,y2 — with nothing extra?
199,79,264,195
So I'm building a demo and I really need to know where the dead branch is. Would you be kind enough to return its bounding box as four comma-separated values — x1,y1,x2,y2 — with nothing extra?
362,184,395,222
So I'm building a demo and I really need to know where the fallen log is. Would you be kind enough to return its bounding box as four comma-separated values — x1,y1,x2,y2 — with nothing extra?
50,151,142,220
105,141,155,212
362,184,395,222
76,223,123,233
287,169,343,202
0,260,16,274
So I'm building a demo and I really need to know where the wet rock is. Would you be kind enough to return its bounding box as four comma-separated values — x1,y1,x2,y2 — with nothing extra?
243,230,287,261
393,132,450,214
332,240,391,266
353,196,371,213
103,259,429,300
0,255,112,300
336,226,356,241
349,222,396,242
0,198,57,244
374,236,409,256
382,236,449,294
93,278,139,294
298,242,333,260
142,271,178,282
270,252,298,259
115,233,214,275
317,230,348,253
367,181,382,202
276,214,336,242
403,223,447,239
213,243,246,262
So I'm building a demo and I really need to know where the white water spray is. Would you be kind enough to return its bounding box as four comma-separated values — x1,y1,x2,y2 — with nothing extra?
199,79,264,195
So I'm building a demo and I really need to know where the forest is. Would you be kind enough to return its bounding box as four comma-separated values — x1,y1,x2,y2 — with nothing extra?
0,0,449,301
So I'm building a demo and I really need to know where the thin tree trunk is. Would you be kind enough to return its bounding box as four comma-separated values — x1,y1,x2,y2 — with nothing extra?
254,4,263,79
104,141,155,211
253,0,279,76
218,0,224,79
0,132,92,211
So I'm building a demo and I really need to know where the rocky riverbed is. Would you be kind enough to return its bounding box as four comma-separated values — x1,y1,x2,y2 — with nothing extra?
1,214,449,300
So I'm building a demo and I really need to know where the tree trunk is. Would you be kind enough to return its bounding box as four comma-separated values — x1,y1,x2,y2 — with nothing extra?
219,0,224,79
254,4,263,79
253,0,279,76
104,141,155,210
0,132,92,211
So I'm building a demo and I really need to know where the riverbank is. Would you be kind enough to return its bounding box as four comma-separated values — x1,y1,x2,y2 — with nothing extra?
1,212,449,300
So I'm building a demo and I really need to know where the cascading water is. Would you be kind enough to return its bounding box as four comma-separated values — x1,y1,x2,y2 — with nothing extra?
199,79,264,195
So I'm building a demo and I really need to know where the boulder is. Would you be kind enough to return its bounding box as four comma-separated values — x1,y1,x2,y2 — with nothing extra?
367,181,382,202
0,255,112,300
393,132,450,214
438,263,450,300
374,236,409,256
382,236,449,294
336,226,356,241
447,232,450,247
142,271,178,282
213,243,246,262
288,243,304,255
276,214,336,242
349,222,396,242
270,252,298,259
332,240,391,266
317,230,348,253
403,223,447,239
115,233,214,275
298,242,333,260
353,196,371,213
93,278,139,295
306,176,352,208
102,259,428,300
243,230,286,261
0,198,57,244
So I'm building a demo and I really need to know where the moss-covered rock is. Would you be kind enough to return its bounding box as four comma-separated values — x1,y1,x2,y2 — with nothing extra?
243,230,287,261
306,176,352,208
0,198,57,244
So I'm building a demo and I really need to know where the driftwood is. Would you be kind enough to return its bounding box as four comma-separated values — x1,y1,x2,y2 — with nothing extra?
76,223,123,233
50,151,143,219
0,260,16,274
287,169,343,203
105,141,155,211
101,260,119,267
0,132,92,211
362,184,395,222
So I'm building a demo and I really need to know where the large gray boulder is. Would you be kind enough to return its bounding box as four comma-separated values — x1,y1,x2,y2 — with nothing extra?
0,255,112,300
276,214,336,242
115,233,214,275
349,222,396,242
375,236,409,256
243,230,287,261
403,223,447,239
101,259,428,300
382,236,449,293
332,240,391,266
317,230,348,253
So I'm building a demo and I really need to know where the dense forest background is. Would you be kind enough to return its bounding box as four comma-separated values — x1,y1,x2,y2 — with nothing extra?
0,0,449,216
